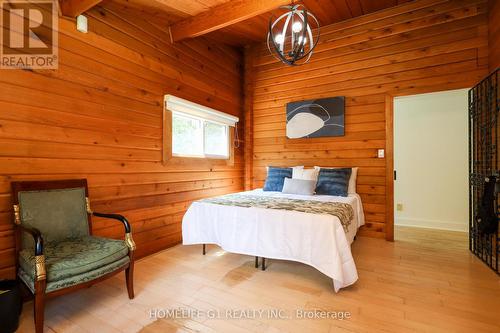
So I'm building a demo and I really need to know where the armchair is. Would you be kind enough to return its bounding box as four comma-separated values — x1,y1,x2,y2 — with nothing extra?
11,179,136,333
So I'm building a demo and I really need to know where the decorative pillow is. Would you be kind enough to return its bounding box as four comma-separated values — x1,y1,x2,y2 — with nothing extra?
263,167,293,191
281,178,316,195
267,166,303,172
315,168,352,196
315,166,358,194
292,168,319,182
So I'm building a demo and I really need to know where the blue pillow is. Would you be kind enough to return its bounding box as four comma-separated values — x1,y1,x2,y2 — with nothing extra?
315,168,352,196
263,167,292,191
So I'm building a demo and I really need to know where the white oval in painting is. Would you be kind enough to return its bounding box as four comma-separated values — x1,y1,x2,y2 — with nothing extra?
286,112,324,138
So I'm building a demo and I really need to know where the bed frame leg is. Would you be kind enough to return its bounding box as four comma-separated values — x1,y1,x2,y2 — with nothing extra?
261,257,266,271
202,244,206,255
255,256,259,268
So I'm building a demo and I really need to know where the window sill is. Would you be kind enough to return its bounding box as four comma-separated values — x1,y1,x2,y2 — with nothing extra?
161,155,233,168
172,153,229,160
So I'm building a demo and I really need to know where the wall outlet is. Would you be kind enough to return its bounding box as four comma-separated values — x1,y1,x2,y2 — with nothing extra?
377,149,385,158
396,203,403,211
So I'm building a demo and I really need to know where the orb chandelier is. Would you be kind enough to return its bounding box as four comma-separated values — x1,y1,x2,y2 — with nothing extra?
267,3,320,66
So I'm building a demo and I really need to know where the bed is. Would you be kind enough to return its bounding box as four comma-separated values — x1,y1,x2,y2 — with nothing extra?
182,188,364,292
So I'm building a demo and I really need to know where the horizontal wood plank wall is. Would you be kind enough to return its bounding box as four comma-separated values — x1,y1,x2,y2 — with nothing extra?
489,0,500,71
246,0,489,239
0,3,243,278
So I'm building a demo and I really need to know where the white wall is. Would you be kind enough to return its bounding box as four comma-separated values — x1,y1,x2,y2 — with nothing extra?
394,89,469,232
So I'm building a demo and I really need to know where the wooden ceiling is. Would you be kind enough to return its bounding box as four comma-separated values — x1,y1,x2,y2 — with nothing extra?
102,0,414,46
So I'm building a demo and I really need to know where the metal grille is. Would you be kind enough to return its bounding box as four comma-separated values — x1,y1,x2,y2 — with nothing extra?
469,68,499,274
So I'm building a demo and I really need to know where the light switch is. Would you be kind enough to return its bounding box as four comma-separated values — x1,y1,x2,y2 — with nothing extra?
377,149,385,158
77,15,88,33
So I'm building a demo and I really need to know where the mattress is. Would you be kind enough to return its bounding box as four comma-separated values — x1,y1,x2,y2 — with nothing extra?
182,189,365,292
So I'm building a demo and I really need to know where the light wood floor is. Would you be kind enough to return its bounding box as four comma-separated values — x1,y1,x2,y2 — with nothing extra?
17,226,500,333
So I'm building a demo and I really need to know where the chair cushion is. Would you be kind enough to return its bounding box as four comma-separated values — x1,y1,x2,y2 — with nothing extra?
18,187,90,248
19,256,130,293
19,236,129,282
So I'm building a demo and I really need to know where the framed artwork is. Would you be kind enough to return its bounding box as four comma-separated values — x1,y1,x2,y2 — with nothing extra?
286,96,345,138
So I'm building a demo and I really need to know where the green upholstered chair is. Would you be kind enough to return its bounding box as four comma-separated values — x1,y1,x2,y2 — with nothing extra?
11,179,136,333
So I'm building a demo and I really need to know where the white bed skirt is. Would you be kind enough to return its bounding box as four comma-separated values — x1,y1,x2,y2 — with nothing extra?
182,190,363,292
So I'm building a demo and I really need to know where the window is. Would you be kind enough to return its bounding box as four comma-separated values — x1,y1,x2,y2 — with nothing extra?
172,113,229,158
204,121,229,157
166,95,238,160
172,113,204,157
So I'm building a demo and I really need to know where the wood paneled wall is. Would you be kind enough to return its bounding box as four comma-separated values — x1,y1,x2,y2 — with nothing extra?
245,0,489,239
0,2,243,278
489,0,500,71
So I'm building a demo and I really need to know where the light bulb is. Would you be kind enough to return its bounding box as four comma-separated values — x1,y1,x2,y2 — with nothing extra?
292,21,303,33
274,34,284,44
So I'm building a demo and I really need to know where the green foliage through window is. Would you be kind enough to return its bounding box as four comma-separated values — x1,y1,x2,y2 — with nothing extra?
172,112,228,158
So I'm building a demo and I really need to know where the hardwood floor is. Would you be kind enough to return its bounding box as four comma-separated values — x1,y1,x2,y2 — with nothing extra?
17,226,500,333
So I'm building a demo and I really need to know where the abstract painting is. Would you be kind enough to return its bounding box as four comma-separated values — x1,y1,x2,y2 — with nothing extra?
286,96,345,139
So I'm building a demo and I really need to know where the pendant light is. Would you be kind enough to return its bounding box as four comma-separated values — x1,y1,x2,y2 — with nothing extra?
267,3,320,66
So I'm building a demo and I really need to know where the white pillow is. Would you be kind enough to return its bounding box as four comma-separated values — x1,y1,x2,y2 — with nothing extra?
281,178,316,195
292,168,319,181
292,165,304,173
314,166,358,194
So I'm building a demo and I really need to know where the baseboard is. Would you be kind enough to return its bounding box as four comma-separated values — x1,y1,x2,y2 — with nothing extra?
395,217,468,232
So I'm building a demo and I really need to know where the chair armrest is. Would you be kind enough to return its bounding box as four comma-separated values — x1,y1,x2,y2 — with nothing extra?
16,225,46,281
92,212,131,233
17,224,44,256
92,212,136,251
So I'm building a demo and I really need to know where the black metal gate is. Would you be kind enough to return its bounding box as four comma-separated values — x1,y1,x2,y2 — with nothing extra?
469,68,499,274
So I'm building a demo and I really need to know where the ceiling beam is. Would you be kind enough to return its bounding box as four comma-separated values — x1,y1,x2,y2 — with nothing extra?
169,0,290,42
59,0,103,17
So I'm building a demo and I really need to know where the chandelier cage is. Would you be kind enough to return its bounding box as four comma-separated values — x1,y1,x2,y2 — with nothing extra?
267,4,320,66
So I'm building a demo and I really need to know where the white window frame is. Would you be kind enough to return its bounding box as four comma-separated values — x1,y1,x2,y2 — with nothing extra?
166,95,238,160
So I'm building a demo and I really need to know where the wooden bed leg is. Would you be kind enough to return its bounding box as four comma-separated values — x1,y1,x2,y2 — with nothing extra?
255,256,259,268
261,257,266,271
202,244,206,255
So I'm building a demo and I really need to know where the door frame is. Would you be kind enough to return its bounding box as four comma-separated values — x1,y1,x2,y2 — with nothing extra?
385,87,472,241
385,95,394,241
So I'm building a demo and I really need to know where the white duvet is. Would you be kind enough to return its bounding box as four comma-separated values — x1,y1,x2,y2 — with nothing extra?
182,189,365,292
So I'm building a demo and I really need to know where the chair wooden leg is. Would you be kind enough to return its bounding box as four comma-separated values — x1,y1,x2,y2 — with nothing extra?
126,253,135,299
34,279,46,333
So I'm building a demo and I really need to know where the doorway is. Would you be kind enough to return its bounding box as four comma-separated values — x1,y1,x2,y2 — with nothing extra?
393,89,469,235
